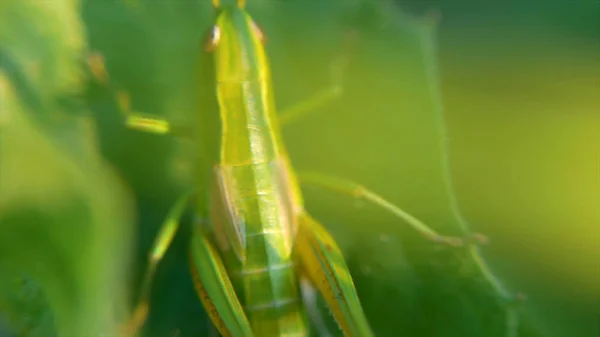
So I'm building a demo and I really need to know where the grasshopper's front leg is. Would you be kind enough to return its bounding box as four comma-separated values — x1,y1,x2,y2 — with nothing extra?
294,213,374,337
188,220,254,337
87,52,190,137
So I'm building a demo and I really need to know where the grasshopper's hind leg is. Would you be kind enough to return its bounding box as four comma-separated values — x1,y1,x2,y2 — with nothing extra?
121,194,253,337
297,172,488,247
295,213,374,337
188,220,254,337
121,193,192,337
297,173,526,336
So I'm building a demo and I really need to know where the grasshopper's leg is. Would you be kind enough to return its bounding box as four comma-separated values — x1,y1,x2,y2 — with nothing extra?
277,57,345,126
278,34,355,127
121,192,192,337
295,213,374,337
298,172,488,247
87,52,190,136
188,220,254,337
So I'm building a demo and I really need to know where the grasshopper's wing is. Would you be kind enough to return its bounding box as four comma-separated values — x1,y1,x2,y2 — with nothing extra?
188,167,253,337
189,222,254,337
294,213,374,337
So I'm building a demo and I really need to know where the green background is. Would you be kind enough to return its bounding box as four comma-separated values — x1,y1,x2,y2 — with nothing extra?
0,0,597,337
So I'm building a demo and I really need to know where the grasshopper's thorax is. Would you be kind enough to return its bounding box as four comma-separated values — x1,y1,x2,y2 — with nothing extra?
210,6,284,167
205,5,308,336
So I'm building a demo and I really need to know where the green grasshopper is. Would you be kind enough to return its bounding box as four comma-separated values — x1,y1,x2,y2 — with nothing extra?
89,0,473,336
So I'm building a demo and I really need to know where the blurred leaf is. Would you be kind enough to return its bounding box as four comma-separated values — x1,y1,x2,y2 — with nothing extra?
0,1,134,336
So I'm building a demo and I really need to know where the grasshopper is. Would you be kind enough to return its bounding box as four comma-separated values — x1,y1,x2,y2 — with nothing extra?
89,0,472,336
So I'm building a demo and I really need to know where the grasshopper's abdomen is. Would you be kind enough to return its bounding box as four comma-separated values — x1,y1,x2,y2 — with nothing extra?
239,189,305,336
212,160,307,336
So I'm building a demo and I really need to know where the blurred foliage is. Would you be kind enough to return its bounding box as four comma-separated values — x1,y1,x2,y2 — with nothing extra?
0,0,133,337
1,0,598,337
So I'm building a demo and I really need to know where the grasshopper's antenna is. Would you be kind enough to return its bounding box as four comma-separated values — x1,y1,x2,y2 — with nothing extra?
238,0,246,8
212,0,220,8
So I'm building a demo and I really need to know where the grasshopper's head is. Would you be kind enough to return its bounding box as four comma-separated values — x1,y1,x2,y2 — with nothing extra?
204,0,268,83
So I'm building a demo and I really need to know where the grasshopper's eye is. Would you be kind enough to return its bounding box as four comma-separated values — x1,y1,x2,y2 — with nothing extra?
204,25,220,51
250,20,266,44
